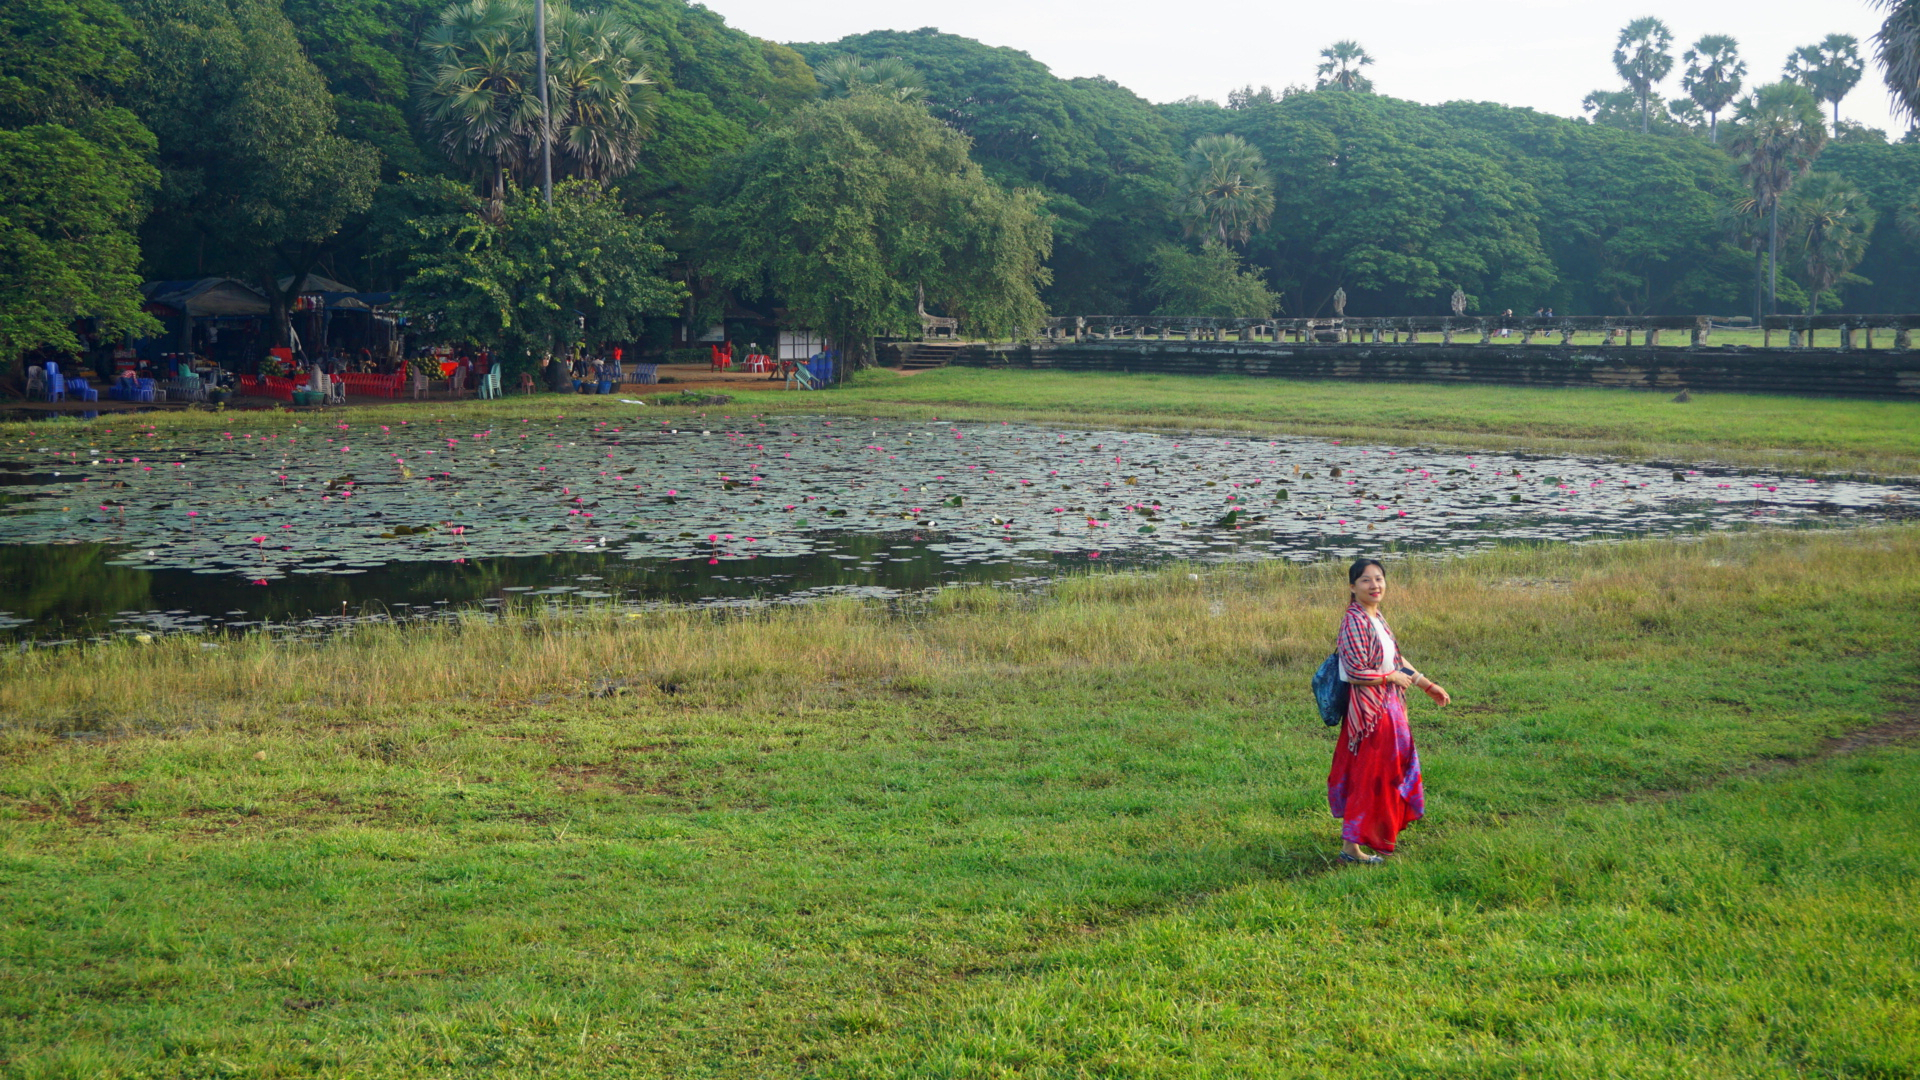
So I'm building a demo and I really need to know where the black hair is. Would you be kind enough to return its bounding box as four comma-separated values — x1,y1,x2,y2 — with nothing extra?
1348,558,1385,585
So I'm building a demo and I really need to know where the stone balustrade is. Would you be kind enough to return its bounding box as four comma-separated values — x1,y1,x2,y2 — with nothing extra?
1036,314,1920,351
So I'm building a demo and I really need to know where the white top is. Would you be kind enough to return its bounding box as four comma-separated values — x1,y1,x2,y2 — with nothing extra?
1340,611,1400,684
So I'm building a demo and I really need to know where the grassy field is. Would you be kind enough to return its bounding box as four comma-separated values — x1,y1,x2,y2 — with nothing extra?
3,526,1917,1078
9,366,1918,477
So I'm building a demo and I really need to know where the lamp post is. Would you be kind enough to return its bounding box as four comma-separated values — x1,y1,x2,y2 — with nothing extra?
535,0,552,206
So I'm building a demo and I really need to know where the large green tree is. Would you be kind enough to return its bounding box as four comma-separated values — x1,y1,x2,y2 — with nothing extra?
397,177,683,369
793,30,1180,314
1144,241,1277,317
1443,101,1746,315
123,0,381,344
1815,139,1920,312
0,0,161,368
695,93,1052,363
1223,92,1554,317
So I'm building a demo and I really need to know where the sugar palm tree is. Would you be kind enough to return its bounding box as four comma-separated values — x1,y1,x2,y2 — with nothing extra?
1898,188,1920,244
1176,134,1274,246
417,0,540,212
546,8,657,182
1315,41,1374,92
415,0,656,204
1728,82,1829,318
1872,0,1920,127
1784,34,1865,127
1682,35,1744,143
813,55,928,102
1614,17,1675,134
1786,173,1875,315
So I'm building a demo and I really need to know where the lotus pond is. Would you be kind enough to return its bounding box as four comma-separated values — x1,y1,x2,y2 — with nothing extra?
1,413,1912,642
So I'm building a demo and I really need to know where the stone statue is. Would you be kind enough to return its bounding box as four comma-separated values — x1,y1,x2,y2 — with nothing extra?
1332,287,1347,317
1449,288,1467,316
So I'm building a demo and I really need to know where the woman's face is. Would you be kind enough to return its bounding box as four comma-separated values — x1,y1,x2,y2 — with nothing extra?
1351,566,1387,606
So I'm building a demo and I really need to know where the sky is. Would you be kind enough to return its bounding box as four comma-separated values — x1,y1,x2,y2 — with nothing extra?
702,0,1908,136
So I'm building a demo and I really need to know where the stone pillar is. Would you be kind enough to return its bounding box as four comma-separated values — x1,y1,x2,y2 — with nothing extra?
1603,328,1618,346
1647,328,1659,347
1478,320,1492,344
1840,325,1854,351
1560,326,1575,345
1186,327,1197,342
1441,325,1453,345
1788,328,1802,347
1897,328,1912,350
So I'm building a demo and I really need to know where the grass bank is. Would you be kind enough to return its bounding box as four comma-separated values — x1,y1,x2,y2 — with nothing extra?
3,526,1917,1077
10,367,1917,477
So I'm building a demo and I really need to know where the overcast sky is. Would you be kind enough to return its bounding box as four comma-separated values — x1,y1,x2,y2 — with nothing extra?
702,0,1907,136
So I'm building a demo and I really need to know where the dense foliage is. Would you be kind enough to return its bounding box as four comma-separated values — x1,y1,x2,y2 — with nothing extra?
397,178,682,370
6,0,1920,373
695,94,1051,361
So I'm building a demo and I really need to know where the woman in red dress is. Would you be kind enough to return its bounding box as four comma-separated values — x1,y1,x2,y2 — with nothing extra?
1329,559,1450,864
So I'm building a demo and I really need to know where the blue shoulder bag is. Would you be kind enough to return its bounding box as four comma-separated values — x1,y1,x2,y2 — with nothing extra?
1311,653,1348,727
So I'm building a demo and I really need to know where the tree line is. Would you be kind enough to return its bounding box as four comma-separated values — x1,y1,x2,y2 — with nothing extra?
6,0,1920,375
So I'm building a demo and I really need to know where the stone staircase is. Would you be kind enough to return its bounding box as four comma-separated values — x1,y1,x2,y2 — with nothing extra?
899,342,966,371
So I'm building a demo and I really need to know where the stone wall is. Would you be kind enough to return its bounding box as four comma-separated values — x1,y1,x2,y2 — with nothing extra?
948,341,1920,399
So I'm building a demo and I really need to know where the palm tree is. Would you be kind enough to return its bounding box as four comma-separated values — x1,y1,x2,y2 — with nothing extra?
1875,0,1920,127
547,8,657,181
1727,82,1829,318
813,55,928,102
1681,35,1744,143
1898,188,1920,244
1786,173,1875,315
415,0,657,205
1175,135,1274,246
1315,41,1375,92
1784,34,1865,127
1613,18,1675,134
417,0,540,212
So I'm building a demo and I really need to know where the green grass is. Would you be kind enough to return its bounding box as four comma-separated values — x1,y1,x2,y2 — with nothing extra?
3,527,1918,1078
10,367,1915,477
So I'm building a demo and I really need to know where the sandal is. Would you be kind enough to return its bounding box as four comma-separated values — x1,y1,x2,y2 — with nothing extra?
1338,852,1383,865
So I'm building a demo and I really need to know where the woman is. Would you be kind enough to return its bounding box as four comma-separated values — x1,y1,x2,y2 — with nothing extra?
1329,558,1450,864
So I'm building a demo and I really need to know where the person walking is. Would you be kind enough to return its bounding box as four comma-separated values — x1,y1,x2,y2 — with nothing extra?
1329,558,1450,864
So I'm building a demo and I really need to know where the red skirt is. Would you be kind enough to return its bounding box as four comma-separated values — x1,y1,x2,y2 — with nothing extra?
1327,685,1425,853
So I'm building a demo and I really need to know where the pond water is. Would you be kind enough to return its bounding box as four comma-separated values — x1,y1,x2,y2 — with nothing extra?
1,413,1911,641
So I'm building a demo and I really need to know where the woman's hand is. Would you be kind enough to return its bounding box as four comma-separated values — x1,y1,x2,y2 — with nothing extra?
1385,670,1417,689
1422,681,1451,706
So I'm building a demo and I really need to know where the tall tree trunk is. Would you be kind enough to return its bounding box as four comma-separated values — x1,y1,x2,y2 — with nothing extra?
1768,201,1779,317
1752,243,1764,325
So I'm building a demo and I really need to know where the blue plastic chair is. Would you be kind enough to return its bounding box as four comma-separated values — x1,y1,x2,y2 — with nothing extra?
68,377,99,402
45,361,66,402
134,378,156,402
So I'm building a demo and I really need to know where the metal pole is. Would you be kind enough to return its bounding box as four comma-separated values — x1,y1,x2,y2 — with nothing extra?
535,0,552,207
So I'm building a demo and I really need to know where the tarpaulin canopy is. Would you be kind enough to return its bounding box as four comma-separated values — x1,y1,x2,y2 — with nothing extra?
140,278,271,317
